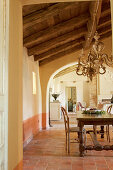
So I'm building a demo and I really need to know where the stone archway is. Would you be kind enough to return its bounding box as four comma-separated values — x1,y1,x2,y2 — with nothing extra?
39,50,81,128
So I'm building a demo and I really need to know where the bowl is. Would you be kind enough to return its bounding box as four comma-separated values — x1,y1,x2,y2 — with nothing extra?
52,94,60,100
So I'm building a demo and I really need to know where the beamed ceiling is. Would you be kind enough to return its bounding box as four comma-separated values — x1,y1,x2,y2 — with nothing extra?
23,0,112,66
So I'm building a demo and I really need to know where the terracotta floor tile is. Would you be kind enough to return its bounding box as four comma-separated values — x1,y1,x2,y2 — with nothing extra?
23,120,113,170
84,162,95,166
72,165,83,170
96,168,109,170
46,166,59,170
83,166,96,170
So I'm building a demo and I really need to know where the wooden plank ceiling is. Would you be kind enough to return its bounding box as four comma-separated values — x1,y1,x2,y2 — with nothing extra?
23,0,111,66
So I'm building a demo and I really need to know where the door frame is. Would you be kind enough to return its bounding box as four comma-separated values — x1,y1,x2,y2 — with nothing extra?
0,0,8,169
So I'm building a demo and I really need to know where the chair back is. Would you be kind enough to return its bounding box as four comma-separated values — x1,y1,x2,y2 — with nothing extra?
76,102,86,111
107,105,112,114
61,107,69,131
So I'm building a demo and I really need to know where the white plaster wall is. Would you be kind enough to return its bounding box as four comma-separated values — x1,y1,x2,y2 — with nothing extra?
50,71,89,107
83,81,89,107
23,48,42,121
76,81,83,103
68,87,72,99
51,65,113,107
8,0,23,169
98,67,113,101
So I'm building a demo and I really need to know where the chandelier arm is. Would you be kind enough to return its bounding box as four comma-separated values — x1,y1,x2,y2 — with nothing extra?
78,59,89,67
102,54,113,66
76,65,83,75
98,64,106,74
99,69,106,74
79,57,88,65
76,71,83,76
99,71,106,75
80,60,87,65
89,52,97,59
76,65,87,75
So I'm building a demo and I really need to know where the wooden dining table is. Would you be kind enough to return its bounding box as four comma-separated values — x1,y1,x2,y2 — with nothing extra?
76,112,113,156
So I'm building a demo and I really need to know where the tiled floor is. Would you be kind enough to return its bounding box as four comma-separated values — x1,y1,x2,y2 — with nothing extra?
23,118,113,170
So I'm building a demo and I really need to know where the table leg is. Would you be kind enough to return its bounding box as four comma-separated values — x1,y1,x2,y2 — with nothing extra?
100,126,104,138
78,122,85,157
93,125,97,137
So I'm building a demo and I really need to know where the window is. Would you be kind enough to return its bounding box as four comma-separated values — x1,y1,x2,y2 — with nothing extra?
32,72,36,94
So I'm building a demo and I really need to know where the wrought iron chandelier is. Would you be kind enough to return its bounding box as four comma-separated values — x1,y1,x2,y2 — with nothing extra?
76,31,113,81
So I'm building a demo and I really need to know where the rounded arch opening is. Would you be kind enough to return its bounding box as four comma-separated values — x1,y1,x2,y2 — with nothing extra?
46,62,78,125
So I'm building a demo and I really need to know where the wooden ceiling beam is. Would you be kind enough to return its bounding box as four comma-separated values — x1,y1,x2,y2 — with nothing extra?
24,13,89,48
99,30,112,40
39,44,83,66
98,20,111,30
100,0,110,17
38,30,112,66
34,37,85,61
23,2,79,29
23,4,52,17
36,25,111,62
28,26,87,56
98,14,111,26
101,6,111,18
84,0,102,49
97,24,111,35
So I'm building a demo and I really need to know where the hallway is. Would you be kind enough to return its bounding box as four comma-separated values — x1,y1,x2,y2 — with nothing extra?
23,121,113,170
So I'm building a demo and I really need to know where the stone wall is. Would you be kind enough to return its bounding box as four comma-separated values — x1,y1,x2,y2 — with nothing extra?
89,76,97,108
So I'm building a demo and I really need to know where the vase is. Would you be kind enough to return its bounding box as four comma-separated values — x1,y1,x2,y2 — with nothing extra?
52,94,60,101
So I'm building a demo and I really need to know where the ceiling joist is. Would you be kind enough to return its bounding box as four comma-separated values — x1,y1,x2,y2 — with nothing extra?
39,44,83,66
39,31,112,66
23,0,111,65
23,2,79,29
84,0,102,49
24,13,89,48
34,37,85,61
28,26,87,56
98,24,111,35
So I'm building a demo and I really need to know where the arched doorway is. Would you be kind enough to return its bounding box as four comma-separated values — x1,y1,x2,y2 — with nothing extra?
5,0,113,169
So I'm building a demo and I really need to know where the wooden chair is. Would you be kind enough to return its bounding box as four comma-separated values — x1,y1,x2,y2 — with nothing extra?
61,107,86,153
106,105,112,142
76,102,86,111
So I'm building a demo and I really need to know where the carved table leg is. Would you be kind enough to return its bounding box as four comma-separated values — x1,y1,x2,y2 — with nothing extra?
78,121,85,157
100,126,104,138
93,125,97,137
